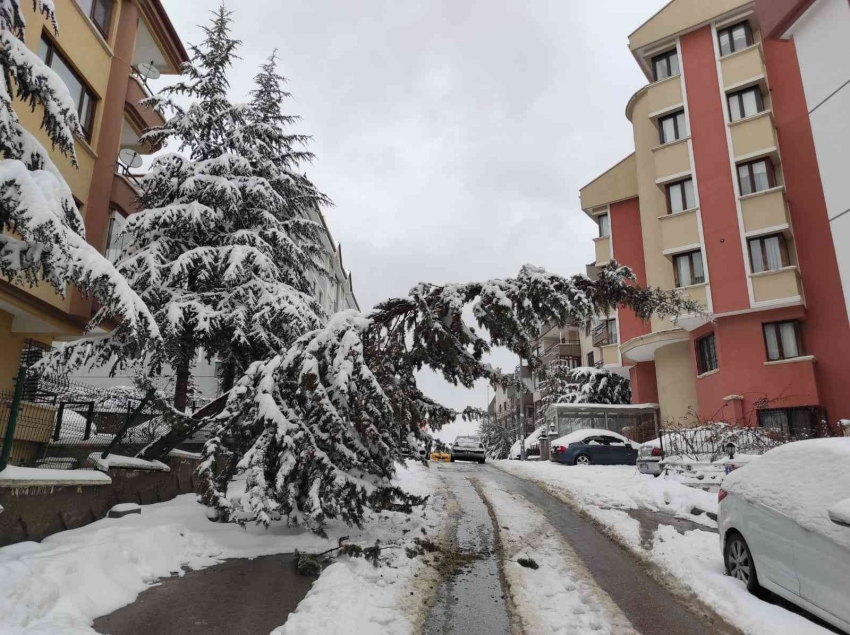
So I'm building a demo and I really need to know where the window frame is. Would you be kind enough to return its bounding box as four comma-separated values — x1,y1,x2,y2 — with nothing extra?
737,157,776,196
651,49,680,82
658,110,687,145
74,0,113,37
748,232,790,274
37,34,97,140
718,21,754,58
672,250,705,288
586,351,594,368
597,212,610,238
727,86,765,122
665,177,695,214
762,320,804,362
695,333,718,375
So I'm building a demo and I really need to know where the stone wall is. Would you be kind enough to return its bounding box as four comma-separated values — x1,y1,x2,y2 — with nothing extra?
0,454,202,547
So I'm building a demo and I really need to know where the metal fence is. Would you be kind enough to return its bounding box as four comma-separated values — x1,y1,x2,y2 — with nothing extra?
0,368,168,472
658,407,835,462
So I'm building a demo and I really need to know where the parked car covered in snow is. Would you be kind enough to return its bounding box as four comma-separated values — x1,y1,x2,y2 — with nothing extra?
718,438,850,634
550,429,638,466
450,436,486,463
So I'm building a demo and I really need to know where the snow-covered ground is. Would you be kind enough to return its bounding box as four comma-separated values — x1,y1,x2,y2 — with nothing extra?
492,461,836,635
478,479,636,635
0,462,445,635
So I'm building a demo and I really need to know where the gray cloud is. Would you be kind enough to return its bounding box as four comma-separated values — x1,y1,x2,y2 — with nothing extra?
161,0,666,440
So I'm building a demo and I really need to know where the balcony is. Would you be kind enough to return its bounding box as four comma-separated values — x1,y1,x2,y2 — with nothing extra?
540,342,582,366
601,344,620,367
594,236,611,265
729,111,777,160
741,187,789,234
592,321,618,347
652,138,691,182
110,172,142,215
646,75,683,117
125,75,167,154
659,209,700,254
720,45,764,90
751,266,803,304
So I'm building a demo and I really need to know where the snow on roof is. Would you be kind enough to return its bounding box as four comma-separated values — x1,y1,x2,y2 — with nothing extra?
723,438,850,549
0,465,111,486
551,428,633,447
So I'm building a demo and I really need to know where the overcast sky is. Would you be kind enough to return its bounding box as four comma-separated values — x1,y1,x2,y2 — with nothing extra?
161,0,667,442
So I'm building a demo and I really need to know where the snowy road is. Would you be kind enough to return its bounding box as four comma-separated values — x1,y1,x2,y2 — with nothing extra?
434,462,739,635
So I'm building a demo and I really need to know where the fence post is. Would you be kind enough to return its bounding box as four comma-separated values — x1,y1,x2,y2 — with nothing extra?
83,401,95,440
0,366,27,472
52,402,66,442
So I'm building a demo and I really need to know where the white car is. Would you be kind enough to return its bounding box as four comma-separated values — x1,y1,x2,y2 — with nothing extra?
450,436,485,463
718,438,850,634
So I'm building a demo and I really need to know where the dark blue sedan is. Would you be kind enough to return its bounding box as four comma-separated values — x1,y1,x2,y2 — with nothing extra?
550,429,639,466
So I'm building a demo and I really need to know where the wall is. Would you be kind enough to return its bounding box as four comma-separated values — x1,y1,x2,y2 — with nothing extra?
630,361,659,403
787,0,850,318
0,454,202,547
690,308,820,423
680,26,750,314
610,197,651,344
762,36,850,425
654,341,698,424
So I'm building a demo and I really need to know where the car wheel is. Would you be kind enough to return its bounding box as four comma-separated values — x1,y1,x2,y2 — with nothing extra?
725,532,759,593
450,456,455,462
574,454,591,466
479,458,485,464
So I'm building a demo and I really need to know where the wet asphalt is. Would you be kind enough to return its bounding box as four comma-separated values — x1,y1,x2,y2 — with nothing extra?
424,464,512,635
428,462,741,635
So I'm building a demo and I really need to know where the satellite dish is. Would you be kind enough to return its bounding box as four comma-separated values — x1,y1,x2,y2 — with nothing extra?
118,148,143,169
136,61,161,81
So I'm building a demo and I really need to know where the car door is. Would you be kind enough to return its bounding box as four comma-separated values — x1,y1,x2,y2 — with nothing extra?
583,436,608,464
791,512,850,626
601,436,636,465
742,501,800,595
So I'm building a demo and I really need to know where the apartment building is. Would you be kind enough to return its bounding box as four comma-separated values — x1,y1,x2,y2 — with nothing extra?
1,0,187,391
580,0,850,433
753,0,850,318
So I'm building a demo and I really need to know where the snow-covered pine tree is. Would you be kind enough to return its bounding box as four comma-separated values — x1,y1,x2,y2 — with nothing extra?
0,1,158,360
558,367,631,405
479,413,515,459
199,262,700,534
115,8,325,412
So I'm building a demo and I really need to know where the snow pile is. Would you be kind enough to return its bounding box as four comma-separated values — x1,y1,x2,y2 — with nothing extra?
508,425,546,459
550,428,637,449
0,465,111,484
478,480,636,635
493,460,837,635
0,463,443,635
493,461,717,519
723,438,850,549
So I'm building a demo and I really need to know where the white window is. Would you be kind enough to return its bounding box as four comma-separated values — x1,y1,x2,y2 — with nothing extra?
105,210,128,263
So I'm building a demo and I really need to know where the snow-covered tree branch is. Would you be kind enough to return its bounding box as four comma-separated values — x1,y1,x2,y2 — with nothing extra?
199,262,700,534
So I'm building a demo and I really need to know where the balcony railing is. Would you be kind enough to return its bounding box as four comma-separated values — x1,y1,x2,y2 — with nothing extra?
592,322,618,347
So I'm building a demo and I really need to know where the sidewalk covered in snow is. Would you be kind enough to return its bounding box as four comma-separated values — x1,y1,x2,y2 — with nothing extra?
541,403,660,459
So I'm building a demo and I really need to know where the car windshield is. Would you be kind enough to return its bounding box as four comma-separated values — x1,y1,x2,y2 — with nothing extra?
454,437,480,446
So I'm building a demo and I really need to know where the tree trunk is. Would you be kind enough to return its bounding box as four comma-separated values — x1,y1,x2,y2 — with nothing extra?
173,329,195,412
219,360,236,395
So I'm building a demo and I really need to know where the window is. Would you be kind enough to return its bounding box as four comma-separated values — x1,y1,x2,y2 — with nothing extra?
727,86,764,122
651,49,680,81
748,233,789,273
584,320,591,337
658,110,687,144
763,320,803,361
737,158,775,196
597,212,610,238
19,339,55,403
605,318,618,344
36,36,97,139
718,21,753,57
695,333,717,375
105,210,128,263
586,352,594,368
673,250,705,287
666,178,695,214
75,0,113,36
758,407,823,438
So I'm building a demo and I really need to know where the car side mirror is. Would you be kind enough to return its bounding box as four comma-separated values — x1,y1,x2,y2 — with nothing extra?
828,499,850,527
